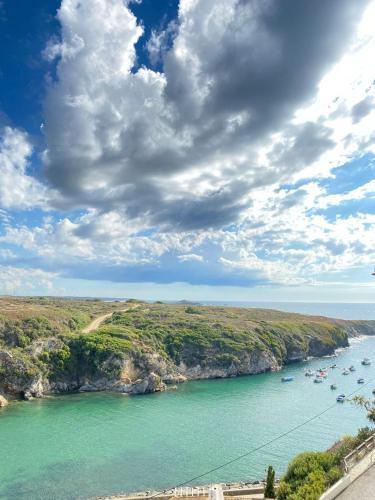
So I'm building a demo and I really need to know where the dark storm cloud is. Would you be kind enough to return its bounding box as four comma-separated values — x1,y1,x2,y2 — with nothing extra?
165,0,369,135
270,122,335,171
43,0,371,231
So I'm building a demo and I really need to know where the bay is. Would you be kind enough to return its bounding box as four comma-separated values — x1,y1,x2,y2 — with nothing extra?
1,337,375,499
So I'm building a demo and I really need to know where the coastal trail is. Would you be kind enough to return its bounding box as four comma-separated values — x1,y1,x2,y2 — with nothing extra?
82,304,139,333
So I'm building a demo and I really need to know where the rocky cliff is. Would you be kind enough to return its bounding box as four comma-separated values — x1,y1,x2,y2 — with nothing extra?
0,298,374,401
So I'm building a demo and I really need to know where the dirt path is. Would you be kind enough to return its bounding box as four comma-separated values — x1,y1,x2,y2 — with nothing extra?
82,312,114,333
82,305,139,333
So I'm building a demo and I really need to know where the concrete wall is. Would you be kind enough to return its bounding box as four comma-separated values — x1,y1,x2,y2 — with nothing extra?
319,448,375,500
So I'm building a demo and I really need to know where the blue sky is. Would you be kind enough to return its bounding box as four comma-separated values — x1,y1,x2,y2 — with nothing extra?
1,0,375,302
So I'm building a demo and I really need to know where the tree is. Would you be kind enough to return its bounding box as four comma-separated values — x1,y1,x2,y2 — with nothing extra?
264,465,276,499
352,395,375,424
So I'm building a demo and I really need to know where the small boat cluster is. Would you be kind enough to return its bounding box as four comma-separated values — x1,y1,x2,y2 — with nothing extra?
281,358,371,403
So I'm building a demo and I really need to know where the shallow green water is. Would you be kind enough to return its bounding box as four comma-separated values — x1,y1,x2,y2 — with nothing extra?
1,337,375,500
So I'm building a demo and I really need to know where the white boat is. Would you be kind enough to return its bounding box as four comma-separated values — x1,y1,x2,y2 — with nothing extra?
336,394,345,403
349,365,356,372
314,377,323,384
305,370,315,377
342,369,350,375
362,358,371,366
357,378,365,384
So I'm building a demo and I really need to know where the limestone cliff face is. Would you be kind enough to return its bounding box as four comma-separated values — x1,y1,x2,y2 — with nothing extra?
0,351,47,400
0,332,350,399
0,313,371,401
335,320,375,338
178,349,279,379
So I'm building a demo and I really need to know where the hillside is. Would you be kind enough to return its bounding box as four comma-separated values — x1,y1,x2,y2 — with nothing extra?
0,297,374,400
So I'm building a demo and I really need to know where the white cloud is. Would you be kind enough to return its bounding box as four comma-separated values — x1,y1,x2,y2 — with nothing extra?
0,211,203,266
0,266,57,294
2,0,375,292
41,0,374,230
0,127,50,210
178,253,203,263
146,21,177,66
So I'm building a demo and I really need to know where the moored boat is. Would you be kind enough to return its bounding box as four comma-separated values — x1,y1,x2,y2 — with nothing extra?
342,369,350,375
357,378,365,384
349,365,356,372
336,394,345,402
330,384,337,390
281,376,294,382
362,358,371,366
305,370,315,377
314,377,323,383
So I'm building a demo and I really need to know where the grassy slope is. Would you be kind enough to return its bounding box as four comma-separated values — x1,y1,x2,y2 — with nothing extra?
99,303,350,367
0,298,373,397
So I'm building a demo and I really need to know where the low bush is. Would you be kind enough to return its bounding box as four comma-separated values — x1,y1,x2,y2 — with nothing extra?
277,451,340,500
277,428,374,500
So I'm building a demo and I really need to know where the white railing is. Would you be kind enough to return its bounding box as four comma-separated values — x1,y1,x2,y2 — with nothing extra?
172,487,210,497
343,434,375,472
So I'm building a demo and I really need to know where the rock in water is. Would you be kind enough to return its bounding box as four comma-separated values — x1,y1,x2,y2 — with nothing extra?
0,394,8,407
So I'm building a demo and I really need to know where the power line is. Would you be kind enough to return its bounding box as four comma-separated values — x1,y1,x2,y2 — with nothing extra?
150,373,375,497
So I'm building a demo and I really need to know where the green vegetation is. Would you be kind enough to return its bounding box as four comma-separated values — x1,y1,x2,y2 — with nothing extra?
0,297,371,399
265,465,276,498
277,451,341,500
352,395,375,424
104,303,349,368
277,427,374,500
0,297,128,394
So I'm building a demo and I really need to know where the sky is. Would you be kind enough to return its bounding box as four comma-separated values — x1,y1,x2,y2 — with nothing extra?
1,0,375,302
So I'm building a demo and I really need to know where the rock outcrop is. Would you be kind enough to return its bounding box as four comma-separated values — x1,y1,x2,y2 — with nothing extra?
0,394,8,407
1,300,374,401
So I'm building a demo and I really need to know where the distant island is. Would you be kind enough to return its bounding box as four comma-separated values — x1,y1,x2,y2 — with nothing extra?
1,297,375,402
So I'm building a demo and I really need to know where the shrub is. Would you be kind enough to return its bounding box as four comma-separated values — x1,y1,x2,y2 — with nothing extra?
185,306,202,314
277,451,341,500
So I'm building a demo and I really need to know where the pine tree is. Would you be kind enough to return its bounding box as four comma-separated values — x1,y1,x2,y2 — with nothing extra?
264,465,276,499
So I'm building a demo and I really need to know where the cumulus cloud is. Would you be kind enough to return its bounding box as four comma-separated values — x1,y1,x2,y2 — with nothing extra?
2,0,375,291
0,265,57,294
42,0,372,231
0,127,50,209
3,175,375,287
146,20,177,67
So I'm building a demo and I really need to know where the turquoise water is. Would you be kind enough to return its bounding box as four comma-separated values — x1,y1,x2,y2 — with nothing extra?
1,337,375,500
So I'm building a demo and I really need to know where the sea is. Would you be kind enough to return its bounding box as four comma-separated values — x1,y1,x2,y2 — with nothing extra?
1,302,375,499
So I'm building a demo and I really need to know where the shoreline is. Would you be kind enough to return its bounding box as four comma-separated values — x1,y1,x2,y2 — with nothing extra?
1,334,373,499
1,335,370,405
93,480,271,500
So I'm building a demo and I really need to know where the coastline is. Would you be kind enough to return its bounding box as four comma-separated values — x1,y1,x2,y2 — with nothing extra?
1,335,374,499
93,480,269,500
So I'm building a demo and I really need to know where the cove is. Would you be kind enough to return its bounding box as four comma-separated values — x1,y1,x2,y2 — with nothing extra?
1,337,375,500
